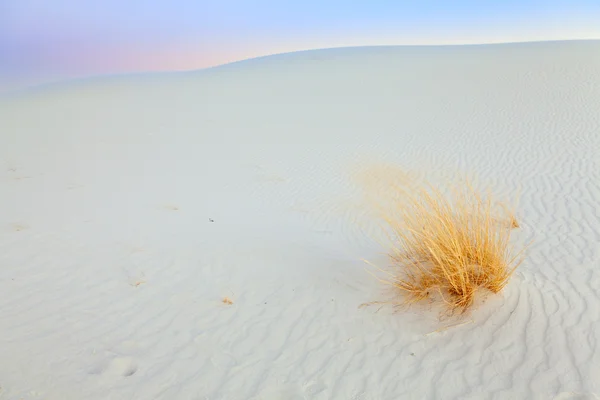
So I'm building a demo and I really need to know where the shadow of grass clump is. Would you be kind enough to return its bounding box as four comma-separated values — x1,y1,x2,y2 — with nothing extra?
359,167,527,315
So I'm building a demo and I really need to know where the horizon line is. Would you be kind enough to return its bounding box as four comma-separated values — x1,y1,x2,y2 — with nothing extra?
3,38,599,97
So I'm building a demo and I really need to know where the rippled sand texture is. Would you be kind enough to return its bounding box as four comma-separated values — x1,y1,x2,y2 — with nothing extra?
1,40,599,399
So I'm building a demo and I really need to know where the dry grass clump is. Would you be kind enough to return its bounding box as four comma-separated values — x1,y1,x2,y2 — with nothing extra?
222,296,234,305
363,170,526,314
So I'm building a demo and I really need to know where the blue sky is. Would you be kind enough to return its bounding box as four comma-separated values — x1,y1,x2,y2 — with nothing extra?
2,0,600,90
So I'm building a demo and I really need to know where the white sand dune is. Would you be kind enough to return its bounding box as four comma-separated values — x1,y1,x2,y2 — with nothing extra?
1,40,600,400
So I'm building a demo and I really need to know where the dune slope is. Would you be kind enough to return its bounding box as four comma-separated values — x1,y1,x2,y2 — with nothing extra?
1,41,600,400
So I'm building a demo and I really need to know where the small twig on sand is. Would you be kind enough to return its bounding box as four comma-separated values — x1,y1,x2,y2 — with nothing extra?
425,319,474,336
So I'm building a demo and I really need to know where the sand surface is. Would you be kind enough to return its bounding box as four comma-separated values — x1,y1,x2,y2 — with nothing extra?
1,40,600,399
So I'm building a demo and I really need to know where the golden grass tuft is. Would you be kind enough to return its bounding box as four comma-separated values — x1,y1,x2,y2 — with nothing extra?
361,168,527,315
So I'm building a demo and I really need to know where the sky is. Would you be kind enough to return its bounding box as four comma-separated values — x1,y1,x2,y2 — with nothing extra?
2,0,600,91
